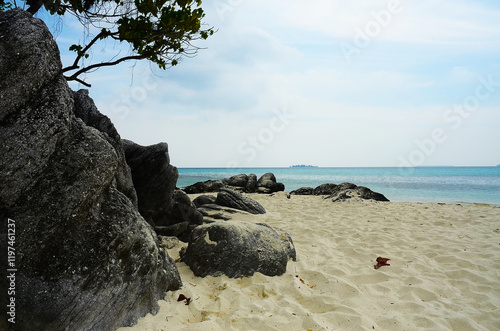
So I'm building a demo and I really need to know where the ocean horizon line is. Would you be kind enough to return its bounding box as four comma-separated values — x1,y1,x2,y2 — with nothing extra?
177,165,498,169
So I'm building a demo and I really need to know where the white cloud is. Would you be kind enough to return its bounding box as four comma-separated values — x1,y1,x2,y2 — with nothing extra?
47,0,500,167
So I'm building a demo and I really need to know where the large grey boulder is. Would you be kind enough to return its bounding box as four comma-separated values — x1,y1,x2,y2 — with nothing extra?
257,172,285,193
0,8,66,204
223,173,248,187
181,221,296,278
122,139,178,225
0,8,61,118
0,9,181,331
73,89,138,206
122,140,202,239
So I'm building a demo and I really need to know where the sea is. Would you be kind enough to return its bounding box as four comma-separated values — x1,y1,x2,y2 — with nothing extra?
177,167,500,205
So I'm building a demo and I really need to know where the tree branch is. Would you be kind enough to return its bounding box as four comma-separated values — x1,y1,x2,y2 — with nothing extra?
62,30,112,73
42,0,214,87
65,76,92,87
64,54,145,86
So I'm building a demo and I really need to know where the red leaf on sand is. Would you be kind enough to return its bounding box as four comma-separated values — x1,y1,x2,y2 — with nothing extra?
377,257,390,264
374,256,391,269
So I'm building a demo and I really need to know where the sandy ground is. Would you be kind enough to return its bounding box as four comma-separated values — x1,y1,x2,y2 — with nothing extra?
118,193,500,331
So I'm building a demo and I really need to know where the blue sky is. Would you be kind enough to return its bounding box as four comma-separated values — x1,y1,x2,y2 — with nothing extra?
33,0,500,167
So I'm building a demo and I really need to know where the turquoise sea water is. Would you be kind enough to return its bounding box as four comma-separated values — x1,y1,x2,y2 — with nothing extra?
177,167,500,205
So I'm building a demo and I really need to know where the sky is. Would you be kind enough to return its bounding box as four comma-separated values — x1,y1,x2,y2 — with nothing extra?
35,0,500,167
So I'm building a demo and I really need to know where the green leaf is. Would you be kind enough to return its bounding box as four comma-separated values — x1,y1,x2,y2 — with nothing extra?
0,1,13,12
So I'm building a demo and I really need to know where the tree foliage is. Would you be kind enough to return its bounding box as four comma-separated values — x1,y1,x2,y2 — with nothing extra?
0,0,14,11
5,0,213,86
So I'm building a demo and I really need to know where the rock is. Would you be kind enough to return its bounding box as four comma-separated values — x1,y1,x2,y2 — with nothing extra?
216,189,266,214
0,8,61,119
122,139,178,225
122,141,202,229
289,182,389,202
273,227,297,263
322,182,365,200
326,184,390,202
0,9,67,207
192,194,217,208
355,186,390,201
290,187,315,195
245,173,258,192
166,189,203,225
314,183,342,195
183,179,225,194
197,204,252,222
223,173,248,187
164,190,203,242
181,221,296,278
257,173,285,193
258,172,277,184
291,183,341,196
0,10,181,330
72,89,138,206
122,141,202,235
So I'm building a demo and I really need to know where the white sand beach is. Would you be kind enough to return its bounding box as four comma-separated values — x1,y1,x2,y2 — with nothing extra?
118,193,500,331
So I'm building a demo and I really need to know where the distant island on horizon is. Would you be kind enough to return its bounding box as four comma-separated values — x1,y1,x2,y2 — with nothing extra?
290,165,318,168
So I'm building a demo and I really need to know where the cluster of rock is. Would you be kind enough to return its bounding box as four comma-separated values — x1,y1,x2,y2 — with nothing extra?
176,189,297,278
0,10,180,331
291,182,390,202
0,9,296,331
183,172,285,194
